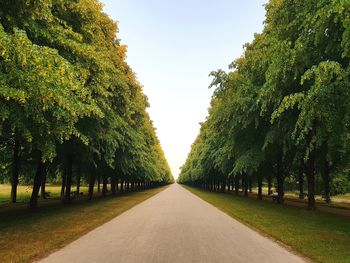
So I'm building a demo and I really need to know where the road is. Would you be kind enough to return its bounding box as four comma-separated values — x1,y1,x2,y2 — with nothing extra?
39,184,306,263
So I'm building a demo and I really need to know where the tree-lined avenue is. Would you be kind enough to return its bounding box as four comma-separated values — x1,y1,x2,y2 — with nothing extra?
39,184,305,263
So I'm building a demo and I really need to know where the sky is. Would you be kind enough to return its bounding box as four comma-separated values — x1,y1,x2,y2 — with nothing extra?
101,0,268,178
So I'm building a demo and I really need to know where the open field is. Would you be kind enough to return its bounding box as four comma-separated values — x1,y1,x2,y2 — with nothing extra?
0,185,168,263
184,185,350,263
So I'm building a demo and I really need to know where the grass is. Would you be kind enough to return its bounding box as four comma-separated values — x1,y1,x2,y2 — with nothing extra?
335,193,350,201
0,184,90,203
250,187,350,209
0,185,168,263
183,185,350,263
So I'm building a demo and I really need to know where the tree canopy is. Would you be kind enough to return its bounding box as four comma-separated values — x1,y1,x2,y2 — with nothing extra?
178,0,350,209
0,0,173,208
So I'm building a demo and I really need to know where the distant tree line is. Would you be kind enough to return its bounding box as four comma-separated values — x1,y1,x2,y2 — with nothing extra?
0,0,173,208
178,0,350,209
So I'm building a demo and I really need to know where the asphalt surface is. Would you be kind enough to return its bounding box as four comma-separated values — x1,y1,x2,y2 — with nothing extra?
38,184,306,263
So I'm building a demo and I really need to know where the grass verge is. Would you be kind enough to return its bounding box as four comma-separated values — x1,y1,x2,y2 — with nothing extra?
183,185,350,263
0,186,168,263
0,184,91,203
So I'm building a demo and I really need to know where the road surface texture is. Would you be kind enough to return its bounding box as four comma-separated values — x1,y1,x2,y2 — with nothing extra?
39,184,306,263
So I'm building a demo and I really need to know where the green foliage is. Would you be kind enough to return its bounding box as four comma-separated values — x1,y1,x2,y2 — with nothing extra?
178,0,350,205
331,174,350,196
0,0,173,205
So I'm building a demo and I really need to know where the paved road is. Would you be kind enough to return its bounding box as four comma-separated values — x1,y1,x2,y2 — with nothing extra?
39,184,306,263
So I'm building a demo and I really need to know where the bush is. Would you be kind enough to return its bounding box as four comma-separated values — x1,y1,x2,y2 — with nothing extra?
331,175,349,196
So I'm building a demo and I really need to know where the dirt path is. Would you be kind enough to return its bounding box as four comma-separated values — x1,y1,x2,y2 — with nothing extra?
38,184,306,263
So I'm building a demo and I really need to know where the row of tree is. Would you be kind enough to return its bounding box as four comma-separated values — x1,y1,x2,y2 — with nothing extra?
0,0,173,208
178,0,350,209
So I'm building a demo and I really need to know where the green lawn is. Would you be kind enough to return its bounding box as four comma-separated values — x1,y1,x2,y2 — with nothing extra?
184,185,350,263
0,185,168,263
0,184,90,203
334,193,350,201
249,186,350,209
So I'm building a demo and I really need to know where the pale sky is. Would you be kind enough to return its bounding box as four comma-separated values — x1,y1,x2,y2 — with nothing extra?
101,0,268,178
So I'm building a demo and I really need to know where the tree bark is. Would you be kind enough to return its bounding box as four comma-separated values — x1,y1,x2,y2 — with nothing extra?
10,139,20,203
60,167,66,200
306,148,316,210
276,154,284,204
257,175,263,200
221,180,225,192
41,167,47,199
102,175,108,197
267,174,272,195
30,159,45,209
88,168,96,200
97,174,101,193
76,166,81,196
244,177,248,197
111,176,116,195
64,157,73,203
298,165,305,199
323,161,331,203
234,176,239,195
120,179,124,193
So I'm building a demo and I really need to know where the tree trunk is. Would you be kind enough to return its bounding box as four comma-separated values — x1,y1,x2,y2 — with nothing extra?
276,154,284,204
60,167,66,200
244,177,248,197
30,159,45,209
221,180,225,192
102,175,108,197
120,180,124,193
64,157,73,203
76,166,81,196
88,168,96,200
249,178,252,193
111,176,116,195
257,175,263,200
323,161,331,203
97,174,101,193
234,176,239,195
10,139,20,203
41,167,47,199
298,165,304,199
267,174,272,195
306,148,316,210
